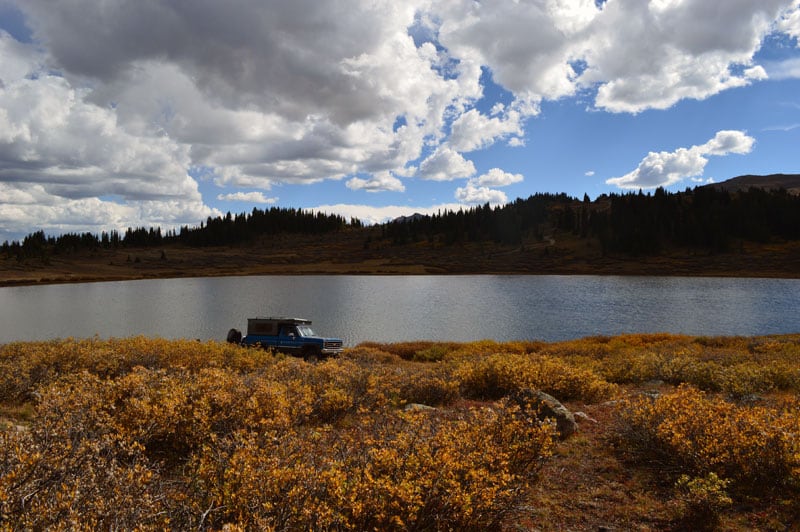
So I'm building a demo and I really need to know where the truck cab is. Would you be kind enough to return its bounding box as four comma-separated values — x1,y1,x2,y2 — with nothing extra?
227,317,343,361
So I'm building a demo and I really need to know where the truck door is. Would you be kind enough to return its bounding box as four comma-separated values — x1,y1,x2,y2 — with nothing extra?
279,326,300,352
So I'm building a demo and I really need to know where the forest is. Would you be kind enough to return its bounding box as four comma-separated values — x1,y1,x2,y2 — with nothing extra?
381,186,800,254
2,207,361,260
3,185,800,262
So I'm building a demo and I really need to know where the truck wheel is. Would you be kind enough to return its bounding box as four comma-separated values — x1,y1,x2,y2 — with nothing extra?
302,346,320,363
226,328,242,344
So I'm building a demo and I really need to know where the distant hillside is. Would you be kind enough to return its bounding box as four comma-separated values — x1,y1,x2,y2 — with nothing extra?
5,182,800,284
708,173,800,195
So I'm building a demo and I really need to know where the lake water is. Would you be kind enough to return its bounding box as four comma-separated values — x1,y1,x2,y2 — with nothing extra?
1,275,799,345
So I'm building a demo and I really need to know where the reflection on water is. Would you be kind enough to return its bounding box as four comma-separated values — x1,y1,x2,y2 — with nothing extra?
1,275,799,344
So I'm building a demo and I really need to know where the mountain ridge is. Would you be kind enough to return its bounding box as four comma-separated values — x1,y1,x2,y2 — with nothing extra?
706,173,800,194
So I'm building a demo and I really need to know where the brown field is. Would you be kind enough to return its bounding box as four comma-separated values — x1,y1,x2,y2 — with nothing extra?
2,334,799,530
3,229,800,286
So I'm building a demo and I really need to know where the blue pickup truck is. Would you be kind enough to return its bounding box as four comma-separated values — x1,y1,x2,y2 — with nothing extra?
226,317,343,361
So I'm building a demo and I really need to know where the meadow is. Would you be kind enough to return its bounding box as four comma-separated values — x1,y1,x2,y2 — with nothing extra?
1,334,799,530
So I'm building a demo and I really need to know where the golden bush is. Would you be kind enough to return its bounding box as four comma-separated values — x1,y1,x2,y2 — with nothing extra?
4,334,800,528
1,338,561,529
617,384,800,488
674,472,732,530
455,353,616,402
187,404,556,530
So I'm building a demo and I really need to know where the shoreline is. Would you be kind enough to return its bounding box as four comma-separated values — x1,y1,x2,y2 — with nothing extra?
4,237,800,287
4,265,800,288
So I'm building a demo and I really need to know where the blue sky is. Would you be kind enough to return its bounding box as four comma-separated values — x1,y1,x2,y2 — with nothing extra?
1,0,800,242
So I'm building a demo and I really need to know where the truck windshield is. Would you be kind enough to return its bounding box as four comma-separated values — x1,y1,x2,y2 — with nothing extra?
296,326,315,337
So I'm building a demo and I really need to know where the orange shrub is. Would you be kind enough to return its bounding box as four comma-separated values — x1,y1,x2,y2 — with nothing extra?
0,372,168,530
617,385,800,488
187,403,556,530
455,353,616,402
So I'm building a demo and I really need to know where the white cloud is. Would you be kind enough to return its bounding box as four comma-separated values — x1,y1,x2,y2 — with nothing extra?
11,0,480,191
1,0,797,239
418,147,476,181
435,0,597,101
474,168,524,187
448,108,526,153
0,32,219,241
606,130,755,189
777,2,800,41
216,191,277,204
452,167,520,207
346,172,405,192
455,183,508,205
585,170,595,177
764,57,800,80
0,181,218,242
579,0,791,113
311,203,463,226
701,130,755,156
763,123,800,132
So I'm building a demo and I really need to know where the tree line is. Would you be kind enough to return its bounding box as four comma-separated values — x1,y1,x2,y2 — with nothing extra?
2,207,360,261
4,185,800,262
588,186,800,255
382,193,575,246
383,186,800,255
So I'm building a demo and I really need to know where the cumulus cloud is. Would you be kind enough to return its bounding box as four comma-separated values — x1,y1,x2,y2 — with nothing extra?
474,168,524,187
312,202,464,226
0,32,218,241
13,0,475,188
0,0,797,239
580,0,790,113
778,2,800,41
606,130,755,189
448,107,526,152
455,183,508,205
418,147,476,181
346,172,405,193
764,57,800,80
0,181,217,241
452,167,521,206
435,0,596,101
217,192,277,204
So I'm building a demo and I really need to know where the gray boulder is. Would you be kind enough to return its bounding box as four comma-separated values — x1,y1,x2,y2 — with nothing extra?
510,389,577,439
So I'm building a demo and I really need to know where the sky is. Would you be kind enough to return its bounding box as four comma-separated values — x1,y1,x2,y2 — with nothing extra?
1,0,800,242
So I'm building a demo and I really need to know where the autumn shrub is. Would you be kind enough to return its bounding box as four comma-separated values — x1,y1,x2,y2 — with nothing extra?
343,344,402,364
4,335,800,529
593,349,663,384
0,337,274,404
397,367,460,406
564,333,800,397
455,353,616,403
358,340,460,361
412,343,452,362
616,384,800,490
186,402,557,531
268,358,397,422
674,472,733,530
0,372,168,530
446,339,522,359
0,338,563,530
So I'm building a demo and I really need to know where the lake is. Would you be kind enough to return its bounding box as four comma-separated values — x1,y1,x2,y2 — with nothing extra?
1,275,799,345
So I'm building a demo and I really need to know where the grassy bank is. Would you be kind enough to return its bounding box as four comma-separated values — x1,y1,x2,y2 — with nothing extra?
1,334,799,530
3,231,800,287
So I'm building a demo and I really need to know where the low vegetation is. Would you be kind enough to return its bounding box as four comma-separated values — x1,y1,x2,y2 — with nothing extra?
1,334,799,529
